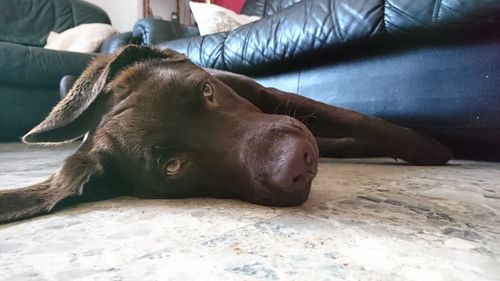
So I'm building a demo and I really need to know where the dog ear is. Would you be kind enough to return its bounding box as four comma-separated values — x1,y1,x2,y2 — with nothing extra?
0,147,121,224
23,45,187,144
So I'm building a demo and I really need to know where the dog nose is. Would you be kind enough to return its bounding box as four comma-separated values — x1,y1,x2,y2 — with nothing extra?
238,116,319,206
269,139,318,191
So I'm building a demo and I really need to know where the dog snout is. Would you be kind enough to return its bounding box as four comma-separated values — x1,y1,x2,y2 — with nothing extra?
264,116,310,137
268,137,318,192
241,116,319,206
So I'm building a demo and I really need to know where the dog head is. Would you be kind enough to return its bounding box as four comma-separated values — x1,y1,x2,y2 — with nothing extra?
1,46,319,223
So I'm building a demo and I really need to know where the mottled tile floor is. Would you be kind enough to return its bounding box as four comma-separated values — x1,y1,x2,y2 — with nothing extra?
1,143,499,281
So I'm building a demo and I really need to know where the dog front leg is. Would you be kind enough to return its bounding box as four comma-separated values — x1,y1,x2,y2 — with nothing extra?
263,88,452,165
209,70,451,165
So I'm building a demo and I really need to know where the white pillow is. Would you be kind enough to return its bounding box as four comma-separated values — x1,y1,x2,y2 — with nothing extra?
44,23,118,53
189,2,260,36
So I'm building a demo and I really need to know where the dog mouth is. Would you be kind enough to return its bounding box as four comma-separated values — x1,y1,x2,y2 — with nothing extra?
292,168,317,185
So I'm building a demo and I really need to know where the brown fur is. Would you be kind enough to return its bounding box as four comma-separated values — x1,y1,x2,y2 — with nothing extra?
0,46,452,224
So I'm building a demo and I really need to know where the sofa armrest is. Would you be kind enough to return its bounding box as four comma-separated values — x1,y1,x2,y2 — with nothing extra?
99,32,140,54
99,19,200,54
132,18,199,45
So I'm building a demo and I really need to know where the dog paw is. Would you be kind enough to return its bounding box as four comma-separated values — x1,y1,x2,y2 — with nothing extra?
396,133,453,166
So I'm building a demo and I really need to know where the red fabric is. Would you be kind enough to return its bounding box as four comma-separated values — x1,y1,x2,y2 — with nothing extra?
191,0,246,14
213,0,245,13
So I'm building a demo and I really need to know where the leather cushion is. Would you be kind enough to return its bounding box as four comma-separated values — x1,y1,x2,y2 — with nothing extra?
0,0,110,47
162,0,500,74
0,42,93,86
241,0,302,17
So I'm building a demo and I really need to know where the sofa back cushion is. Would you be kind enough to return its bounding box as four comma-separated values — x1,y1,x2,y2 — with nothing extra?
0,0,110,47
240,0,302,17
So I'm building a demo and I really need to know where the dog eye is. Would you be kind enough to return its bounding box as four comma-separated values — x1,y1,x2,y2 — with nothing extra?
202,82,213,98
165,159,185,176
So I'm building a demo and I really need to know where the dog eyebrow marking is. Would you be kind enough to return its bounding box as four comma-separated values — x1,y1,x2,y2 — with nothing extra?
153,145,180,152
152,145,181,159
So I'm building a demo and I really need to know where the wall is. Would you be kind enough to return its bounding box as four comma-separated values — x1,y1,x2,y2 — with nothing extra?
85,0,143,32
85,0,248,32
150,0,178,21
151,1,247,24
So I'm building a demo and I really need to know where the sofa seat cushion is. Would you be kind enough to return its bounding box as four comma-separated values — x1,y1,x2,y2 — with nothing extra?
0,84,60,142
253,34,500,146
0,42,93,86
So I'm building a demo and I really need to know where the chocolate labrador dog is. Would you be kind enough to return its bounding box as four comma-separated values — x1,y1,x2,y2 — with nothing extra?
0,46,451,223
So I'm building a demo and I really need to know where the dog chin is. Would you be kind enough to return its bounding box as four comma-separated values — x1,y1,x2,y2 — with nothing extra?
247,182,313,207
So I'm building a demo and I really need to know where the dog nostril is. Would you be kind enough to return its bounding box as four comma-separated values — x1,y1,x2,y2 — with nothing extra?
292,175,303,184
304,150,314,165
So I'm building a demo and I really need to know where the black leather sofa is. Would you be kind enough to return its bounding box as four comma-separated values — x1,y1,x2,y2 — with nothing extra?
5,0,500,160
0,0,110,141
105,0,500,160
